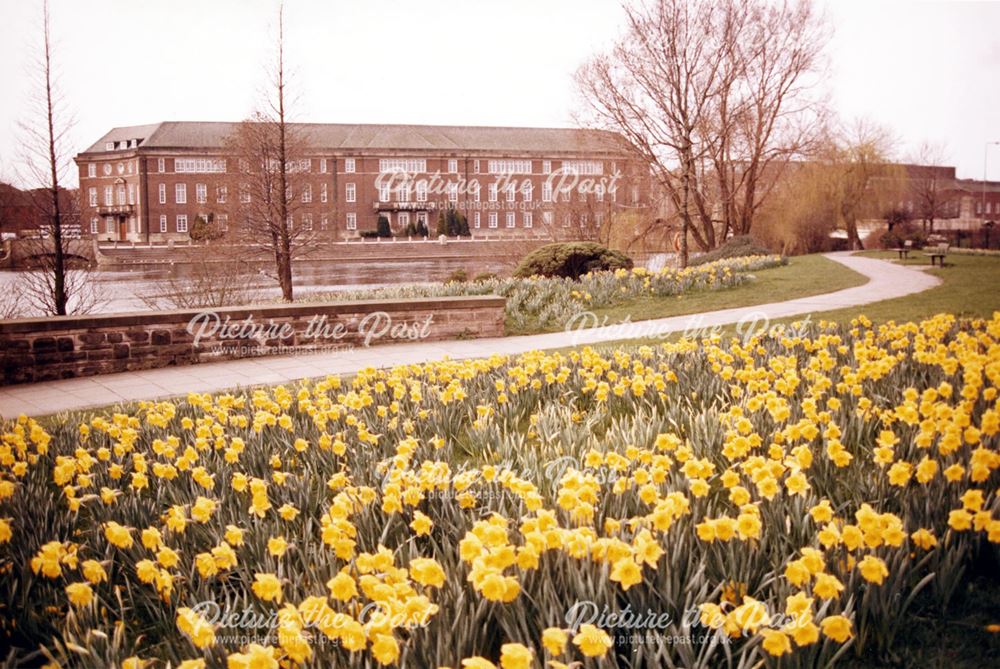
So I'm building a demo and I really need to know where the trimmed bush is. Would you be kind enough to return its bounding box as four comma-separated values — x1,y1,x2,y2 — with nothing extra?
689,235,774,266
445,268,468,283
472,272,499,283
376,215,392,238
513,242,633,279
876,222,928,250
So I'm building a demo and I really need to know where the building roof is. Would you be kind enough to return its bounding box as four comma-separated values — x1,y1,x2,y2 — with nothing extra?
81,121,632,156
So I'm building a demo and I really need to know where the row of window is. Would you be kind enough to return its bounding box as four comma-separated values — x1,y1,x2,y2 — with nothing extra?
86,156,612,179
89,180,619,208
88,184,137,207
89,208,602,236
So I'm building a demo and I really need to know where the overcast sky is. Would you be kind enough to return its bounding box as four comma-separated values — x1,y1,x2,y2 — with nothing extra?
0,0,998,188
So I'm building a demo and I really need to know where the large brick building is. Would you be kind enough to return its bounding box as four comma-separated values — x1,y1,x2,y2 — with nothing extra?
74,122,648,243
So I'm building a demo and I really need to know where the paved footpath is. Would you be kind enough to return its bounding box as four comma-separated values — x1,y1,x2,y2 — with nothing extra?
0,252,940,419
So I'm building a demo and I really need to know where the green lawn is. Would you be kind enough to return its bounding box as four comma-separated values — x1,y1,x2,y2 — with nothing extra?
801,250,1000,324
571,251,1000,352
507,253,868,335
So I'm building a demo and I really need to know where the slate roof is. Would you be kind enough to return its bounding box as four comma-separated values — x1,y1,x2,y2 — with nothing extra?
82,121,630,156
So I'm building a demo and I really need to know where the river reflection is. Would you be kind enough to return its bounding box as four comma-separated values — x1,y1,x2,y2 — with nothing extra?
1,256,514,315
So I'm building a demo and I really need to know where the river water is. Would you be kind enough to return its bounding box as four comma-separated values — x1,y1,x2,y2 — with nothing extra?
0,256,516,315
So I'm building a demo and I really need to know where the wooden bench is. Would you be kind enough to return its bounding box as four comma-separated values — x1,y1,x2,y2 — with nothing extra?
893,239,913,259
924,243,949,267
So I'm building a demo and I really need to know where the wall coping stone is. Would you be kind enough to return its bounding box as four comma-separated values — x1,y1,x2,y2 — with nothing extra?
0,295,506,334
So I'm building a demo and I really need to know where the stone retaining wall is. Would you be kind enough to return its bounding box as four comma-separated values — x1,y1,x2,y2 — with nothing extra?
0,296,505,385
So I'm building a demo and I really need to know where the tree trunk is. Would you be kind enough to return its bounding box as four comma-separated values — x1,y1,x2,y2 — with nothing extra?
43,2,67,315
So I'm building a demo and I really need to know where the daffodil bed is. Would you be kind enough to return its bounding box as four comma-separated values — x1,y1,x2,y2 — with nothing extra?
1,313,998,668
310,254,786,332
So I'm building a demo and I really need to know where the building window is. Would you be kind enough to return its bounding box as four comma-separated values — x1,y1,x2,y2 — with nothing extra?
104,186,113,206
217,185,227,203
474,160,480,174
632,186,639,204
127,183,135,205
303,213,313,230
158,216,167,233
379,158,426,173
106,219,114,234
543,211,553,226
580,213,589,227
397,182,409,202
417,212,428,230
505,184,515,203
488,183,497,202
321,216,329,230
379,185,389,202
523,212,533,228
158,183,166,204
562,160,603,175
488,212,498,228
506,212,515,228
175,158,226,173
88,188,97,207
240,188,250,204
542,183,552,202
90,218,98,233
543,161,551,174
399,212,410,229
302,184,312,203
346,212,357,230
196,183,207,204
321,183,328,203
472,181,481,202
320,159,328,173
344,158,356,173
448,159,458,173
488,160,532,174
87,164,96,178
158,158,165,173
522,182,533,201
346,183,356,203
116,185,126,205
448,183,458,203
416,180,427,202
596,184,605,202
595,212,604,227
176,215,188,232
175,183,187,204
474,211,481,228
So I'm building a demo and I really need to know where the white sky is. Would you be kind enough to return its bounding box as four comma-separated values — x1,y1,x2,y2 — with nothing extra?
0,0,998,188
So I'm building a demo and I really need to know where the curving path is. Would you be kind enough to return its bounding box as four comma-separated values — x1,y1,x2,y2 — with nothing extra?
0,252,940,418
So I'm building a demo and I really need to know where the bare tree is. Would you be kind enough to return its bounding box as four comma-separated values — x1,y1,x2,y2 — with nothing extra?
138,245,264,310
825,120,901,250
706,0,828,239
576,0,828,266
909,142,957,233
226,1,314,301
577,0,725,266
17,0,75,315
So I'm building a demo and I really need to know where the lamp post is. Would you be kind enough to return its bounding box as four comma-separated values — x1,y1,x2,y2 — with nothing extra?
984,142,1000,249
984,141,1000,219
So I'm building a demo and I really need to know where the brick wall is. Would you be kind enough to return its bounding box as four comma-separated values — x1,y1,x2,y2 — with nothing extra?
0,296,505,385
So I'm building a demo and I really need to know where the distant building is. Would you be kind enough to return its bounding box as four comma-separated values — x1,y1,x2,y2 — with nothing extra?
74,122,649,243
894,163,1000,230
0,183,79,240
